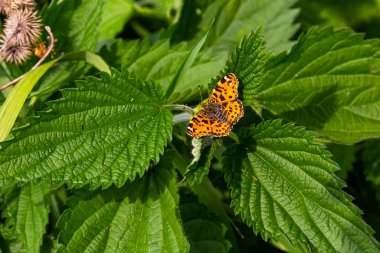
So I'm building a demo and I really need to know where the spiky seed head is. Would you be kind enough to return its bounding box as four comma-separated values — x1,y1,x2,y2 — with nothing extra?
2,8,42,46
0,0,36,15
0,37,32,64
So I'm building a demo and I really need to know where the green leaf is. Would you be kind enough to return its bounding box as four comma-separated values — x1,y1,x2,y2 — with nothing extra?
128,40,225,103
199,0,299,54
0,92,5,106
135,0,180,21
36,0,104,97
60,51,111,75
117,39,151,67
156,0,298,104
58,161,189,252
99,0,134,39
0,52,110,142
0,69,172,188
259,26,380,143
227,29,266,109
165,20,213,99
180,194,232,253
1,182,50,253
0,59,61,142
183,138,220,186
170,0,201,43
223,120,380,252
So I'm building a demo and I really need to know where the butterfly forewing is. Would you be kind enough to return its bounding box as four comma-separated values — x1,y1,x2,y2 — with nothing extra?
208,73,239,103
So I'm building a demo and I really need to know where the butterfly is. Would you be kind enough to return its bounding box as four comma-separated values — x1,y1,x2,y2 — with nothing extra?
186,73,244,138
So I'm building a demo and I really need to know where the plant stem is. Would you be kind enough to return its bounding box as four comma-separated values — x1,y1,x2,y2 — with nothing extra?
131,21,151,37
164,104,194,114
173,112,191,124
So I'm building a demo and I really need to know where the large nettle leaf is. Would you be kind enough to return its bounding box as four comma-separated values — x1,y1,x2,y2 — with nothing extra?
58,160,189,252
259,26,380,144
223,120,380,252
0,69,172,188
226,29,266,108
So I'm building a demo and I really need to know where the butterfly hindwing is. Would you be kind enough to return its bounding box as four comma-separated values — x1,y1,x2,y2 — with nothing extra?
210,120,232,137
224,99,244,124
186,110,212,138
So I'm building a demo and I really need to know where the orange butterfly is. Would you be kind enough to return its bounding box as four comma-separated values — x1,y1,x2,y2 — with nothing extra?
186,73,244,138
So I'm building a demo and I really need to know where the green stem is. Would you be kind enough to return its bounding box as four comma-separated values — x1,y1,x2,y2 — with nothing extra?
49,194,61,230
228,131,240,143
173,112,191,125
271,235,311,253
164,104,194,114
131,21,151,37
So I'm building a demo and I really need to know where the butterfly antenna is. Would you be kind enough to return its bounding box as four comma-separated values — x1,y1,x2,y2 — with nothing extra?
198,85,203,101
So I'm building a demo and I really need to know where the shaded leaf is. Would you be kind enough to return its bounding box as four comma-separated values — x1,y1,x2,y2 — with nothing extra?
362,140,380,200
170,0,202,43
1,183,50,253
328,143,356,180
0,92,4,106
180,194,232,253
0,69,172,188
99,0,134,39
223,120,379,252
36,0,104,97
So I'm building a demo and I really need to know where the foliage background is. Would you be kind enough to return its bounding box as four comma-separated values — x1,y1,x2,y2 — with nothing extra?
0,0,380,252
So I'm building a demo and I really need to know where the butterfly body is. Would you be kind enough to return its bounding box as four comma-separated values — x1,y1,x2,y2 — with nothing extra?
187,73,244,138
202,102,230,123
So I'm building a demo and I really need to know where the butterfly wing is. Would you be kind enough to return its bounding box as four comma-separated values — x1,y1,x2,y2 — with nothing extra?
187,73,242,138
187,110,232,138
210,119,232,137
224,99,244,124
187,110,212,138
208,73,239,103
